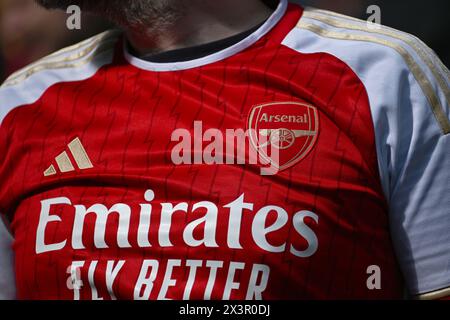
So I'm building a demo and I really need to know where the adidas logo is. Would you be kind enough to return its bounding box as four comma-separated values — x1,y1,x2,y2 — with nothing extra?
44,137,94,177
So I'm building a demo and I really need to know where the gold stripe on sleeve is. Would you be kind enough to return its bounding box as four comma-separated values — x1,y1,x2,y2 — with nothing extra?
3,30,120,87
296,20,450,134
417,286,450,300
3,39,117,87
302,9,450,104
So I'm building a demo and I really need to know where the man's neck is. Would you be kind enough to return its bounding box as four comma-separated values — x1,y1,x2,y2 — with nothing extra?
125,0,274,57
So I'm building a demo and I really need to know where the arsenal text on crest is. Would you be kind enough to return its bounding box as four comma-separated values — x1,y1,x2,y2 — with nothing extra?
259,113,308,124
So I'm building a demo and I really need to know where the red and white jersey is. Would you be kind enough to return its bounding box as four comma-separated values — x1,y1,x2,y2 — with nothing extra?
0,1,449,300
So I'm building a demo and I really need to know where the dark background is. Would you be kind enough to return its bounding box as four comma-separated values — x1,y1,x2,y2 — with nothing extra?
0,0,449,81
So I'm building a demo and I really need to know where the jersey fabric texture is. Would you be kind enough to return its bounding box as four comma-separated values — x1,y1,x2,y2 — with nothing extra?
0,0,449,300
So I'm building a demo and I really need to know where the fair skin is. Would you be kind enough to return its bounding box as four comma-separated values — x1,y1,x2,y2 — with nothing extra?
127,0,273,56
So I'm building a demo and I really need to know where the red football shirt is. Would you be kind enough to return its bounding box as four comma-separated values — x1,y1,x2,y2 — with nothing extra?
1,1,449,300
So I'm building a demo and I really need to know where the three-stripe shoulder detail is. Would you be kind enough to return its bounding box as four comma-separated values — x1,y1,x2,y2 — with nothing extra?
294,7,450,134
0,30,121,127
2,29,121,88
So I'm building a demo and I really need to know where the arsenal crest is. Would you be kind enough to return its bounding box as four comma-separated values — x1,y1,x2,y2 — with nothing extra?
247,101,319,171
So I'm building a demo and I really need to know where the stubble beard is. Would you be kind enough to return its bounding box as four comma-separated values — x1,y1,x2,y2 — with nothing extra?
35,0,185,30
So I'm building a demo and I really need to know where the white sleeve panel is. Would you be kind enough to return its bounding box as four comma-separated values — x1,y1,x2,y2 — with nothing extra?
282,9,450,296
0,30,119,127
0,219,15,300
